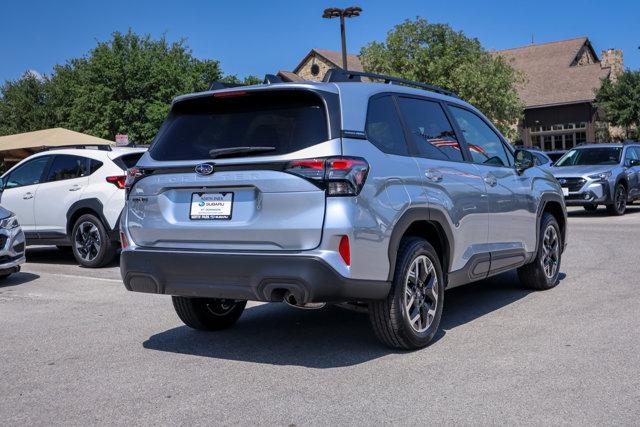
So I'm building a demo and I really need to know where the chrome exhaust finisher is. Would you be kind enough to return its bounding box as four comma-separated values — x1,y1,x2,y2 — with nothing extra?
283,291,326,310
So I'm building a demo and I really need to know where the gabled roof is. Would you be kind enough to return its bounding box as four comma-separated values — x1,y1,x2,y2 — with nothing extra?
497,37,611,108
293,48,363,74
276,70,303,82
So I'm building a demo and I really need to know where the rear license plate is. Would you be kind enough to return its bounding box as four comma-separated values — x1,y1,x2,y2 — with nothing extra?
190,192,233,220
562,187,569,196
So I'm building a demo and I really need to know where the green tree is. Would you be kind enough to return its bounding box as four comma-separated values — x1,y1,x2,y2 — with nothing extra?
596,71,640,140
360,18,524,140
0,71,53,135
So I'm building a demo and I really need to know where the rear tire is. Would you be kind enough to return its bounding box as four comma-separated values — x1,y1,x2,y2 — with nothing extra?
172,297,246,330
71,214,116,268
583,204,598,213
369,237,444,350
517,213,562,290
606,184,627,216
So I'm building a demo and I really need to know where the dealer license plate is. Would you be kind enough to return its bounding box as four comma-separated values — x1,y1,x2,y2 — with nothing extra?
190,192,233,220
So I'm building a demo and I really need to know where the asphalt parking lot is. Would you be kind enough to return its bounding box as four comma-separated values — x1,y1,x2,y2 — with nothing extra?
1,206,639,425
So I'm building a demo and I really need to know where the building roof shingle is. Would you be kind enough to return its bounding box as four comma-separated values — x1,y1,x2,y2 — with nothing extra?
293,48,363,73
497,37,611,108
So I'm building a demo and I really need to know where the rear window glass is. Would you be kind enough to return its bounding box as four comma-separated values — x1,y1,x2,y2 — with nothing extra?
149,90,329,161
113,153,144,170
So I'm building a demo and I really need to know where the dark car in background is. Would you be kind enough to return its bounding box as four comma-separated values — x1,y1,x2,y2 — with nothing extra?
549,143,640,215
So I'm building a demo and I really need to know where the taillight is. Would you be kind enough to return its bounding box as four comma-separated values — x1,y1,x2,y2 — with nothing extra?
284,156,369,196
106,175,126,189
119,231,129,249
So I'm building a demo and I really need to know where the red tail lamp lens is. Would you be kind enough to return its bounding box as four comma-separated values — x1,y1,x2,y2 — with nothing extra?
339,235,350,266
106,175,126,189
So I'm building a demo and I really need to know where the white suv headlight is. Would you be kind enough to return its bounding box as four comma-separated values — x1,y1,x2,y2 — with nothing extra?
588,171,612,181
0,215,19,229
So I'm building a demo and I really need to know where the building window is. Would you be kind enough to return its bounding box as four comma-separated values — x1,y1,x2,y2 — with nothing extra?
576,132,587,145
530,122,588,151
310,64,320,76
543,135,553,151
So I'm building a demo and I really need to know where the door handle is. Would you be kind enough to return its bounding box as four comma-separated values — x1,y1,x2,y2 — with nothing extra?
425,169,443,183
22,192,33,200
483,174,498,187
69,185,81,192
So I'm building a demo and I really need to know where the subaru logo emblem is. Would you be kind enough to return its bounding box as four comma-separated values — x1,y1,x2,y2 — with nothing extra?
558,179,567,185
195,163,214,176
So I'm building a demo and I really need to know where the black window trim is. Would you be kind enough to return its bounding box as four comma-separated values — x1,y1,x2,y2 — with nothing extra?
3,155,54,190
444,102,515,169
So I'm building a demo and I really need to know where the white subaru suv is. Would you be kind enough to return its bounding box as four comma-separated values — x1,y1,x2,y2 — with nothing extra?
0,146,146,267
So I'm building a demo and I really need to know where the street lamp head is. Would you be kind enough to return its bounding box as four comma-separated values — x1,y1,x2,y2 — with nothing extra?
322,6,362,19
322,8,342,19
343,6,362,18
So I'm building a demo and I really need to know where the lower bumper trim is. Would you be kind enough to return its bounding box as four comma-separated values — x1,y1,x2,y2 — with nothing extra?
121,249,391,303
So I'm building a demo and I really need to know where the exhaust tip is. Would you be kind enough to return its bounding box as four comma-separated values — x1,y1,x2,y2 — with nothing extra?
283,291,325,310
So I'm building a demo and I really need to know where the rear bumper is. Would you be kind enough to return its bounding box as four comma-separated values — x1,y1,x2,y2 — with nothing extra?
120,248,391,303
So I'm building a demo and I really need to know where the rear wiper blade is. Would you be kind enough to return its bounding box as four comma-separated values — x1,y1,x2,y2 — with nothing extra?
208,146,276,159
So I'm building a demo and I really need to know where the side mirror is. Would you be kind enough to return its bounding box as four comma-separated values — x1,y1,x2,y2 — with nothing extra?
514,149,535,174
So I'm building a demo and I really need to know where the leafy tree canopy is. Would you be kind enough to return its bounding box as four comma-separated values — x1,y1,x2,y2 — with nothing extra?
360,18,524,140
596,71,640,139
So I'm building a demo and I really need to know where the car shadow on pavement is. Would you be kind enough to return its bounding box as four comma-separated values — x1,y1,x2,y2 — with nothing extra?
0,272,40,289
25,246,119,268
143,270,560,368
567,204,640,217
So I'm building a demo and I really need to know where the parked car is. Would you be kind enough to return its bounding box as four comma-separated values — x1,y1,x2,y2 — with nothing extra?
0,146,146,267
549,142,640,215
120,70,568,350
546,150,567,165
0,206,26,279
526,148,553,168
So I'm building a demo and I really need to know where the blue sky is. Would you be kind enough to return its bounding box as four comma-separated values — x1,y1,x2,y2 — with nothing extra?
2,0,639,83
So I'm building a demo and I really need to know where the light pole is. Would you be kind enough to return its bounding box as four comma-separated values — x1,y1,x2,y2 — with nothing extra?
322,6,362,70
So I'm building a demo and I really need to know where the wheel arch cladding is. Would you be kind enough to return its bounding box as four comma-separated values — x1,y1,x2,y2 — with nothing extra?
66,198,110,237
539,196,566,251
387,208,453,282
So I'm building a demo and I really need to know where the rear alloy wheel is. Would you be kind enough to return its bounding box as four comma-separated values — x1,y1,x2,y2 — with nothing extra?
583,204,598,213
606,184,627,216
517,213,562,290
172,297,246,331
369,237,444,350
71,214,116,268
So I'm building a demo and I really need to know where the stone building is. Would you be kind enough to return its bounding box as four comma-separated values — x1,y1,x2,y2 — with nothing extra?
497,37,624,150
277,48,362,82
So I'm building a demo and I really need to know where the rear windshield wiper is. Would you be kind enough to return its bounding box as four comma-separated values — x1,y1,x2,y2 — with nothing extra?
208,146,276,159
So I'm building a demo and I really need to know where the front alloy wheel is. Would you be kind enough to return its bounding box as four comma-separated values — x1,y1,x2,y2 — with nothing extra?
607,184,627,216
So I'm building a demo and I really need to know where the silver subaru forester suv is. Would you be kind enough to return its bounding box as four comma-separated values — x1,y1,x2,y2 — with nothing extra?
120,70,568,349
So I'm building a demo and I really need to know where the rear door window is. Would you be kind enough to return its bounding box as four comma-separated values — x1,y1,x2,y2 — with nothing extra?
45,155,89,182
365,96,409,156
397,97,464,162
150,90,329,161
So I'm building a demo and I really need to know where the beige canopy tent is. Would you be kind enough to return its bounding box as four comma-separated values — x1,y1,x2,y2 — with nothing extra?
0,128,114,168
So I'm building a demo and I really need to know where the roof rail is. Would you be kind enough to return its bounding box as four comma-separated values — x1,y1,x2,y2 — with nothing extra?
43,144,113,151
323,69,459,98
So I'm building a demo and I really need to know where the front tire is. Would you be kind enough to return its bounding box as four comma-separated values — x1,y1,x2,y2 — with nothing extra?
369,237,444,350
517,213,562,290
71,214,116,268
606,184,627,216
172,297,246,330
